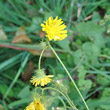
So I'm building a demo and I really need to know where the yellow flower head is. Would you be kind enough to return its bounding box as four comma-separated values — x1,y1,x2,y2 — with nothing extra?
41,16,67,41
30,69,54,87
25,98,46,110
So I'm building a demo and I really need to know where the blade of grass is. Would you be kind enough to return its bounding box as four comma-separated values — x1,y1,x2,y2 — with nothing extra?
2,100,8,110
3,52,30,99
0,52,24,72
8,98,31,108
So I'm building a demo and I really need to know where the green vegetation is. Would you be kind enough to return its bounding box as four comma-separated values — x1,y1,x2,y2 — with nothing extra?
0,0,110,110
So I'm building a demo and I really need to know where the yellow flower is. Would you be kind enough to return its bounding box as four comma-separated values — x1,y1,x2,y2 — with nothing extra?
30,69,54,86
25,98,46,110
30,75,54,86
41,16,67,41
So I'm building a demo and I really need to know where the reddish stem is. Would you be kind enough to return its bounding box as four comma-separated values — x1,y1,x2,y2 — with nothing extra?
0,44,32,51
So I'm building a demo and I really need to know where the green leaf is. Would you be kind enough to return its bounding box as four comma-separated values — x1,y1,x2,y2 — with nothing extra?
92,11,101,22
87,97,110,110
78,79,92,91
76,21,103,37
57,38,71,54
96,75,109,86
76,21,105,48
78,65,86,80
82,42,100,66
102,88,110,98
28,17,43,33
8,98,31,108
18,86,31,99
0,84,13,97
74,49,83,65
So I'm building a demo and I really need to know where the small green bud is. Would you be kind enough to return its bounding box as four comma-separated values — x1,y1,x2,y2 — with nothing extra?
53,79,69,94
34,68,45,77
40,41,47,49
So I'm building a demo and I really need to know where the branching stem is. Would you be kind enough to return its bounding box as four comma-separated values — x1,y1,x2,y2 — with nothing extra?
47,40,89,110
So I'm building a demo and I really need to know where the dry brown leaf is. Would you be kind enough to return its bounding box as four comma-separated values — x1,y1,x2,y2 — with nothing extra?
29,49,55,58
77,4,82,18
84,15,92,21
12,26,32,43
0,104,5,110
21,61,34,81
40,30,45,38
0,26,8,40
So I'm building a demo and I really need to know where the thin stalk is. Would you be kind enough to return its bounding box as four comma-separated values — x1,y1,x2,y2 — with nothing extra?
47,40,89,110
43,87,77,110
65,93,76,108
47,96,67,110
57,96,67,110
38,46,48,70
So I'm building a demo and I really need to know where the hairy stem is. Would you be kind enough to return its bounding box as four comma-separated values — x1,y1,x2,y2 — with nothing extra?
47,40,89,110
38,46,48,70
43,87,77,110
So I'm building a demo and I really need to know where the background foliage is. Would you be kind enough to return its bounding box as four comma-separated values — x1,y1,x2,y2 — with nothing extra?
0,0,110,110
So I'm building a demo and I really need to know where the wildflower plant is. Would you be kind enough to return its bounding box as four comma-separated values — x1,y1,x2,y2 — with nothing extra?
25,98,46,110
30,69,54,87
25,16,89,110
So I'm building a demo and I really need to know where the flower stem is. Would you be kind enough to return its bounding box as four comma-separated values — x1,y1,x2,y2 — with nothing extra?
38,46,48,70
47,40,89,110
43,87,78,110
